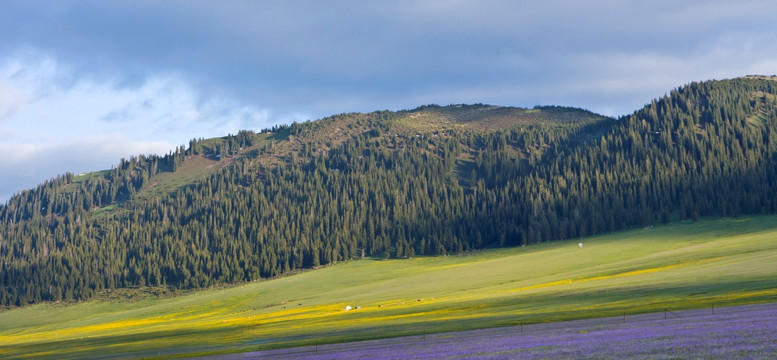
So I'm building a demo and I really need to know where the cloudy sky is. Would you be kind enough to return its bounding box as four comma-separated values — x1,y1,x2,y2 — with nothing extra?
2,0,777,202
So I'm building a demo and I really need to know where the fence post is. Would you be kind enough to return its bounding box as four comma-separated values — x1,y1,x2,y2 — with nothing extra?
664,308,667,320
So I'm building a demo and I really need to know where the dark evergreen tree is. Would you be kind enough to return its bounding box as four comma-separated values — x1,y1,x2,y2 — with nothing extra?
2,78,777,307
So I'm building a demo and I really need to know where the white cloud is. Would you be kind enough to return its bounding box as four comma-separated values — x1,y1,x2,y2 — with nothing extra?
0,135,174,202
0,135,173,173
0,50,277,203
0,80,25,122
0,51,275,144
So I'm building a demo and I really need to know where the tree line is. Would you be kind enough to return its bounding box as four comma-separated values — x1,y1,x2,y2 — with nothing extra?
1,78,777,306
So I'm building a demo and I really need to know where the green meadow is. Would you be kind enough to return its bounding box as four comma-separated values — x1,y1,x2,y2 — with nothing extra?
2,216,777,359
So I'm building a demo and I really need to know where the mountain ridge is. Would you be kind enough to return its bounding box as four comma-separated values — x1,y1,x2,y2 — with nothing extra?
1,76,776,307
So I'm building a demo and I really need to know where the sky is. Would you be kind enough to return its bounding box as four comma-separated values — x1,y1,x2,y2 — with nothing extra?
1,0,777,203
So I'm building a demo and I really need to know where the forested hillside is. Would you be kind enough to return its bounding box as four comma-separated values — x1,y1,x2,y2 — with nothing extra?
1,77,776,307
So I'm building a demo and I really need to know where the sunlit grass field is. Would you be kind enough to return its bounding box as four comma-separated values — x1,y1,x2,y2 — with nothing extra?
1,216,777,359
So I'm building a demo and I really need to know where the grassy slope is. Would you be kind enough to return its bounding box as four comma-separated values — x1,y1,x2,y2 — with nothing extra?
78,133,278,217
396,105,607,132
1,216,776,359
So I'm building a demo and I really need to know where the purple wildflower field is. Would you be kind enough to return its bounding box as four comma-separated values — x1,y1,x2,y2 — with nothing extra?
211,303,777,359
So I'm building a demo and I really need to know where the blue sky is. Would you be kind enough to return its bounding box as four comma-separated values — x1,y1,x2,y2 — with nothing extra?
2,0,777,202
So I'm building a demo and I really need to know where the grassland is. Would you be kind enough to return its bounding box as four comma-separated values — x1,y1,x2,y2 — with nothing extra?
396,104,608,133
2,216,777,359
